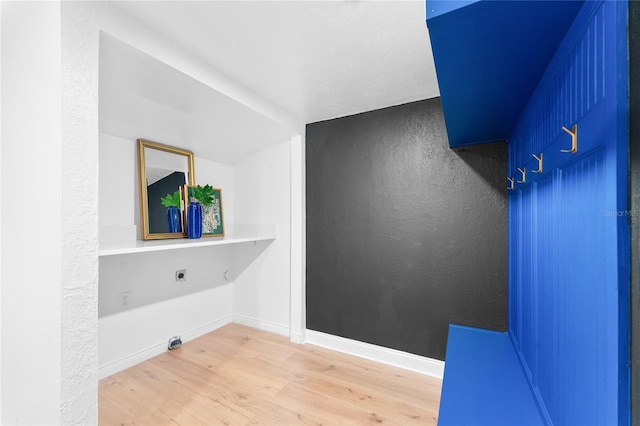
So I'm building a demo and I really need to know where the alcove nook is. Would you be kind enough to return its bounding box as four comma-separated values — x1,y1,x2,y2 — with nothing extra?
97,31,303,377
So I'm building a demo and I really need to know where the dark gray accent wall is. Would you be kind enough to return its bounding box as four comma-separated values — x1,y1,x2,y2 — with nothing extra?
147,171,186,233
629,1,639,424
305,98,507,361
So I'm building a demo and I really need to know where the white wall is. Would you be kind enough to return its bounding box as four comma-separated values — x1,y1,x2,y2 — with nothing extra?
89,0,301,379
289,134,306,343
0,3,4,420
98,132,297,374
233,141,292,335
98,132,239,376
1,2,64,424
99,133,137,239
61,0,102,422
0,1,304,421
196,156,235,224
98,265,234,377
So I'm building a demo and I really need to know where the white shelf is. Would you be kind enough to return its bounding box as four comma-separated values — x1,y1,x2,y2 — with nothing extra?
98,224,276,257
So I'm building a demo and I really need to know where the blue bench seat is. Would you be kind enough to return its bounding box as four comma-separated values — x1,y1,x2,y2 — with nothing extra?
438,325,545,426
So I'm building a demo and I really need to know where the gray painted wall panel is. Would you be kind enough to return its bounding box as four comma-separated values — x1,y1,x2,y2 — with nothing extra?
305,98,507,360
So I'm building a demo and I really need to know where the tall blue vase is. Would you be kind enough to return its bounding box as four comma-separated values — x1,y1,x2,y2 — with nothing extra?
166,206,182,233
187,201,202,239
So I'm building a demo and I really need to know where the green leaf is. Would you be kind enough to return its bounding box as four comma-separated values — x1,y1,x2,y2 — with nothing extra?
160,190,181,208
192,184,215,206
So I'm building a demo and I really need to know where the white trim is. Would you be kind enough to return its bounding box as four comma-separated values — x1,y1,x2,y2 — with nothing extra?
232,315,290,337
98,315,232,379
98,318,443,382
289,330,307,345
289,133,306,345
0,3,3,418
305,329,445,379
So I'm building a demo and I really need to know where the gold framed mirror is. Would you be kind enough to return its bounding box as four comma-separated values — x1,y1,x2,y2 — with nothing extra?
137,139,195,240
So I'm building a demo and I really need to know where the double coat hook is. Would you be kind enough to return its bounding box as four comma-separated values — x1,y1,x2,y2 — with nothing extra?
561,124,578,154
532,153,543,173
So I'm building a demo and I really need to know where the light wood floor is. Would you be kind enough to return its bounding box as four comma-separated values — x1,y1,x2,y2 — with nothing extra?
99,323,442,425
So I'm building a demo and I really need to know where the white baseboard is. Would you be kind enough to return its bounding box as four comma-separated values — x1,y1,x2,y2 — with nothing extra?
232,314,290,337
98,315,232,379
99,318,444,381
289,329,306,344
305,329,445,379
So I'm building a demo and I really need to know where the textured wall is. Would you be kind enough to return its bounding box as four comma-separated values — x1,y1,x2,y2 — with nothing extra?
61,2,101,424
306,98,507,361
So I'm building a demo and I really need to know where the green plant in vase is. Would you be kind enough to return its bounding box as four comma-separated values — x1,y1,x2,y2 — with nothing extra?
192,184,214,206
186,184,214,239
160,190,182,233
160,190,181,209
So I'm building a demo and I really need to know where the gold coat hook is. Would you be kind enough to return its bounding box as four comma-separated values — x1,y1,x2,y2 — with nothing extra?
561,124,578,154
517,167,526,184
532,153,543,173
507,177,514,190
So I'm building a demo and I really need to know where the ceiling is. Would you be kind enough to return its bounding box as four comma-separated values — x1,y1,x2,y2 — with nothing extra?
111,0,439,126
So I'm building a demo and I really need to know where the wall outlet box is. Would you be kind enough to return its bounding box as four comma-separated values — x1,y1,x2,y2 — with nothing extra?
117,291,131,310
168,336,182,350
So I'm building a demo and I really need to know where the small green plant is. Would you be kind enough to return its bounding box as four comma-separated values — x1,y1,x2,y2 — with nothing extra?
192,184,215,206
160,190,182,208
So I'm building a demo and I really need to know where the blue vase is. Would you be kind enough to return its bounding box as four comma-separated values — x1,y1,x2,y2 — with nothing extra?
187,201,202,239
166,206,182,233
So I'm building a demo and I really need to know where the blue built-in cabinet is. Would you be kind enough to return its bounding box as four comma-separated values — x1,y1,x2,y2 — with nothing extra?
428,1,630,425
426,0,583,147
509,1,629,424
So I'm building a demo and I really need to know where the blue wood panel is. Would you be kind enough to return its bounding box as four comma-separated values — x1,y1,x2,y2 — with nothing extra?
508,1,630,424
508,186,520,346
509,1,608,170
559,152,615,425
532,175,558,420
520,185,536,369
438,325,545,426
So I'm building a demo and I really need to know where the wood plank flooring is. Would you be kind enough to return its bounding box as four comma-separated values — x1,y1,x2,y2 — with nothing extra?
99,323,442,425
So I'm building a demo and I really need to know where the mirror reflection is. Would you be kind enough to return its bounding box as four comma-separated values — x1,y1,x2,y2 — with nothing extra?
138,139,195,240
